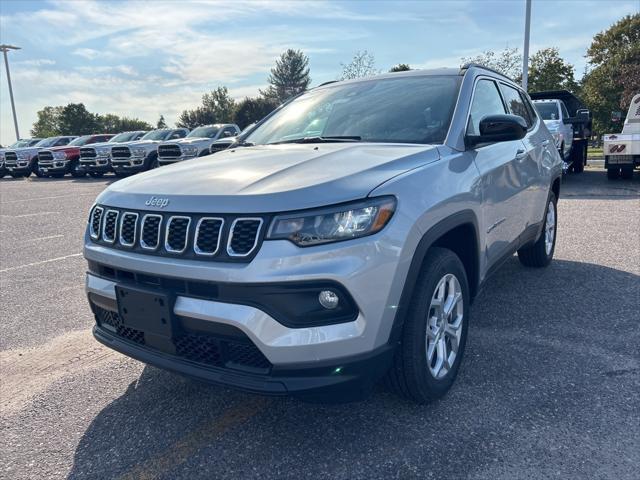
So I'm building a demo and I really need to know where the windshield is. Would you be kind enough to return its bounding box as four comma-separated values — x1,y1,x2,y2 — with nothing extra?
187,126,220,138
141,129,170,141
34,137,60,148
68,135,92,146
246,76,461,145
109,131,139,143
534,102,560,120
10,140,29,148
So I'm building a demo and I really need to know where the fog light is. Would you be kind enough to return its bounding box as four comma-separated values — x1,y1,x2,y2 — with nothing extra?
318,290,339,310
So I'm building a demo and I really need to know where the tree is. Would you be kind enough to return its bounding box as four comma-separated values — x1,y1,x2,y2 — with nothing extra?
389,63,411,72
101,116,152,132
31,106,63,137
461,47,522,81
232,97,278,129
261,49,311,104
156,114,167,129
581,14,640,134
176,87,236,129
527,48,579,93
340,50,378,80
57,103,99,135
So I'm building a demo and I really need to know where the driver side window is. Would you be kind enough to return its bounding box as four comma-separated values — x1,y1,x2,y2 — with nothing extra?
467,80,506,136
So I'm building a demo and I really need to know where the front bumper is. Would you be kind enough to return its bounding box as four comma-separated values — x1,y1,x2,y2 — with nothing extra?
80,157,112,172
6,160,30,173
38,159,69,173
112,156,146,171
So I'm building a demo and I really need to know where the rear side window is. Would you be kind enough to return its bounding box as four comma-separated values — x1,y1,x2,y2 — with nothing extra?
467,79,506,135
56,138,71,146
500,84,532,126
559,101,570,119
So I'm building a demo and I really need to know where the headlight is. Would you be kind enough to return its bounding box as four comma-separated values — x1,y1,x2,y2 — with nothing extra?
17,152,29,160
183,146,198,156
267,197,396,247
53,152,67,160
96,147,109,156
132,147,146,157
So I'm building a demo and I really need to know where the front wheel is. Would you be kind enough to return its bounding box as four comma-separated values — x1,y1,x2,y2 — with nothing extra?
385,248,469,403
518,192,557,268
70,160,85,178
621,167,633,180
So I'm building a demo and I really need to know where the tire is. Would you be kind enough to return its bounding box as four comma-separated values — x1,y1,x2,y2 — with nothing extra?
70,160,85,178
33,164,46,178
50,173,65,178
10,172,24,178
607,167,619,180
559,143,565,162
385,247,470,403
517,192,557,268
148,157,159,170
89,172,104,178
114,171,128,178
621,167,633,180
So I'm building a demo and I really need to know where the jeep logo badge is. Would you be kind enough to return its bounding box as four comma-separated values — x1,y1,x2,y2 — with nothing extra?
145,196,170,208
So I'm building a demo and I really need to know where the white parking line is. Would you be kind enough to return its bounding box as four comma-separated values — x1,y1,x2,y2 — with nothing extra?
28,234,65,242
1,212,59,218
0,253,82,273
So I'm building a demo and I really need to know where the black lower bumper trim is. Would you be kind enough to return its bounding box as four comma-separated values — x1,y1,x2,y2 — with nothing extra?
93,325,395,401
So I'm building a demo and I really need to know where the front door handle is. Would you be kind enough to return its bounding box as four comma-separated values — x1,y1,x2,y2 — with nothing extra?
541,140,550,147
515,149,527,159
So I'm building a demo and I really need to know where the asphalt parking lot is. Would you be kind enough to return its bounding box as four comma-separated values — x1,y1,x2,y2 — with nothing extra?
1,169,639,480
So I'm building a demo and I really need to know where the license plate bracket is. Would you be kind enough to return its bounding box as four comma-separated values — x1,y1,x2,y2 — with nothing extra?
116,284,175,338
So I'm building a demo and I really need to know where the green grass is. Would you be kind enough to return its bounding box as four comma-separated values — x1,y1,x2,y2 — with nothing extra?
588,147,603,159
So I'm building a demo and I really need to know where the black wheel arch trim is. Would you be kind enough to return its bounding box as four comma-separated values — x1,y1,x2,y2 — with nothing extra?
388,210,480,345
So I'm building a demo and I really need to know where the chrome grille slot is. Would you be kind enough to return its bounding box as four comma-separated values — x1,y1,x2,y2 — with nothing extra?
194,218,224,256
80,147,96,159
227,218,263,257
158,144,182,159
111,146,131,159
119,212,139,247
38,150,53,162
102,210,119,243
165,216,191,253
210,142,231,153
90,206,104,239
5,152,17,162
141,214,162,250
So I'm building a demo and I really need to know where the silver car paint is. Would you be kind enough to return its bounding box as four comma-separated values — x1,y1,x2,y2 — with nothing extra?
85,66,562,365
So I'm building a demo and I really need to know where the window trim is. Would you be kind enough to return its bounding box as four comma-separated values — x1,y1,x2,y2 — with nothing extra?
464,76,508,141
498,81,536,131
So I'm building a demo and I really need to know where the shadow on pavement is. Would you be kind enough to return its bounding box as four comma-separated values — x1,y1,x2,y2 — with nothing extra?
68,259,640,479
561,169,639,199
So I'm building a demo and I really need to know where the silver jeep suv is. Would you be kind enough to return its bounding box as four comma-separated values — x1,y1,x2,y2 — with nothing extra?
85,65,562,403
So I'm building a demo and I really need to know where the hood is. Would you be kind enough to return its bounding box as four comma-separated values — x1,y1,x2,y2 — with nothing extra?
82,141,111,149
7,146,42,156
97,143,440,213
124,139,165,147
165,137,212,146
47,144,80,153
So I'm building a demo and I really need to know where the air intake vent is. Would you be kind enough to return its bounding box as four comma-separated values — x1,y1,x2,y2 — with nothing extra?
80,147,96,159
111,146,131,159
102,210,119,243
38,150,53,162
119,212,139,247
141,214,162,250
158,144,182,158
194,218,223,255
90,206,104,239
227,218,263,257
165,216,191,253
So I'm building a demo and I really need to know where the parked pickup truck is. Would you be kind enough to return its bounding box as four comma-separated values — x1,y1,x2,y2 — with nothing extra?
85,65,562,403
157,124,240,166
1,138,42,178
111,128,188,176
603,93,640,180
38,134,114,178
79,130,147,177
5,136,77,178
530,90,591,173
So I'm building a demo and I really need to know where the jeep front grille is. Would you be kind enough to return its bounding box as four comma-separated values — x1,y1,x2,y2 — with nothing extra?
80,147,97,159
37,150,53,162
158,144,182,159
227,218,263,257
111,146,131,159
89,206,265,262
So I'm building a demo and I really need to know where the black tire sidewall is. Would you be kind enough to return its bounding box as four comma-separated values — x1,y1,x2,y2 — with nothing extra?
402,249,470,400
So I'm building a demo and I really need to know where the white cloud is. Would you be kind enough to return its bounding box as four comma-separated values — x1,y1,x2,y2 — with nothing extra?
73,48,101,60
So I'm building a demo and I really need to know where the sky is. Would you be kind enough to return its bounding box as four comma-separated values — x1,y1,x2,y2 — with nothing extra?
0,0,637,145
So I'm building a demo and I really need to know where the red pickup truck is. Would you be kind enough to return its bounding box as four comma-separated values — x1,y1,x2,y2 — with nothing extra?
37,134,114,178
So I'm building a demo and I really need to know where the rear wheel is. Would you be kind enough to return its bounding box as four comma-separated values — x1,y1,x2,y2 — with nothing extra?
385,248,469,403
517,192,557,267
621,167,633,180
607,167,620,180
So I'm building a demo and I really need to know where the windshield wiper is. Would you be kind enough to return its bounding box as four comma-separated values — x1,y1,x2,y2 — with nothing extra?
268,136,362,145
234,140,255,147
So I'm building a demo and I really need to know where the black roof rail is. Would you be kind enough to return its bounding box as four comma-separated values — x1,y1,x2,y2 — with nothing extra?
317,80,339,88
459,62,512,81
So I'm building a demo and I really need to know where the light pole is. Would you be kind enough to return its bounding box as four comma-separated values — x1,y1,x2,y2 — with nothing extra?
0,44,21,141
522,0,532,91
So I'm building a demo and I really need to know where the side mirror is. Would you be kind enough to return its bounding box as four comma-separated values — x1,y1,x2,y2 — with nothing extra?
466,114,527,148
223,131,234,137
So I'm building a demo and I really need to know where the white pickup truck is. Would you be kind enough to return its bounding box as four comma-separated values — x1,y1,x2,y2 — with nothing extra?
603,93,640,180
